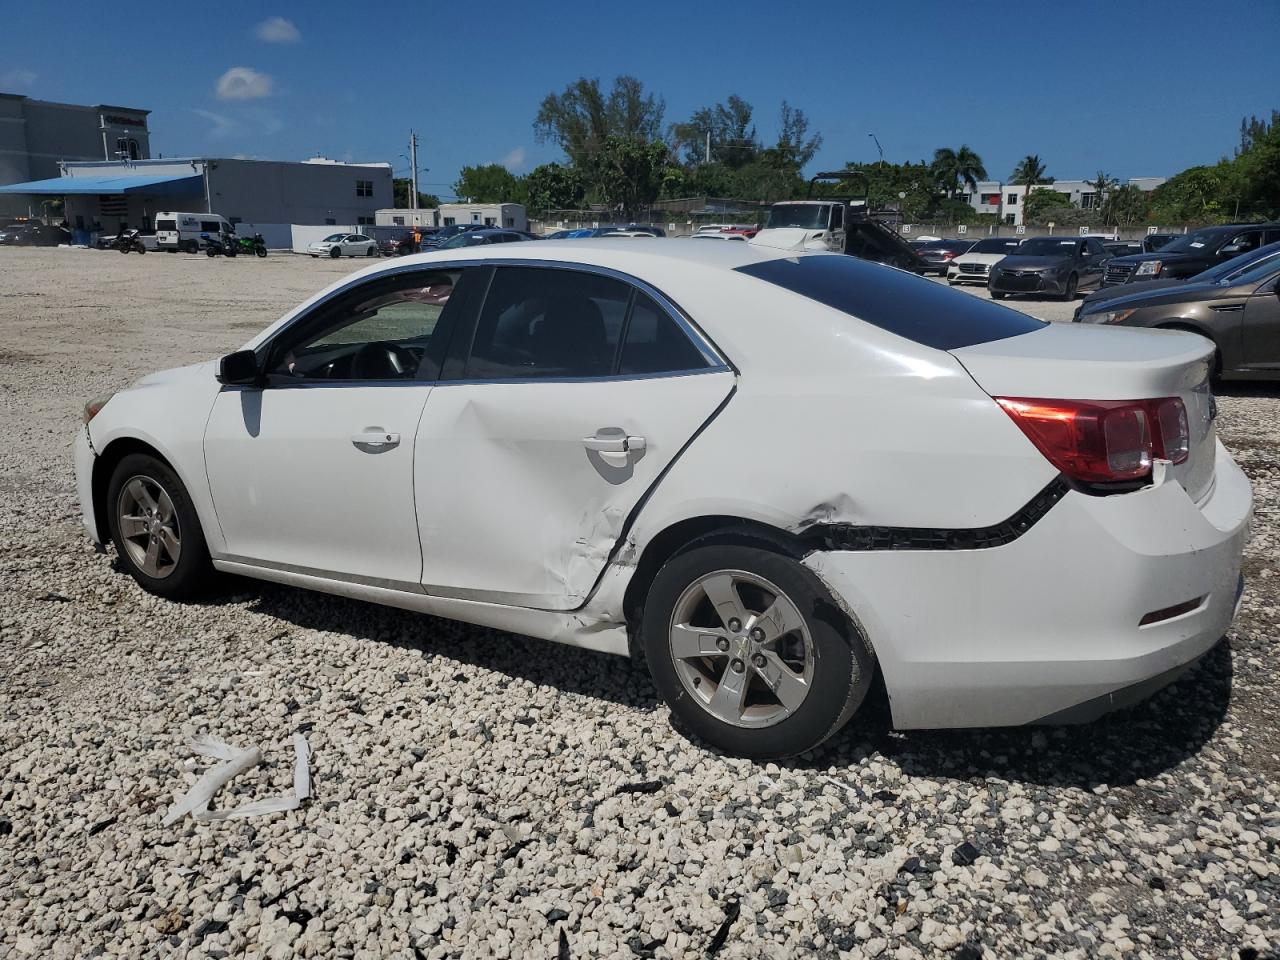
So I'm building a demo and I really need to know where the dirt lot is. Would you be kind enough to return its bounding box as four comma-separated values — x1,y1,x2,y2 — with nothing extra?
1,246,1277,959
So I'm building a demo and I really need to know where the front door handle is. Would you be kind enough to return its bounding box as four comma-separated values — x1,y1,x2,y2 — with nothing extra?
351,429,400,449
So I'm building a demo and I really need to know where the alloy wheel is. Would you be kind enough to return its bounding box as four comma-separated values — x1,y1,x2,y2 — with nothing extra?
116,475,182,578
668,569,814,728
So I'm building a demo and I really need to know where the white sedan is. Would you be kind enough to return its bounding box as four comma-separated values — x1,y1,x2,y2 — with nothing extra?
308,233,379,258
75,241,1251,758
946,235,1023,285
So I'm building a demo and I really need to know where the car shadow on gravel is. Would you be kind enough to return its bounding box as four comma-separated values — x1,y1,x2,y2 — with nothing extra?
798,638,1235,790
242,577,1234,790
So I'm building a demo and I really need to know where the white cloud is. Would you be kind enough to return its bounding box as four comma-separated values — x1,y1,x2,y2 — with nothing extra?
190,108,236,139
0,68,37,90
254,16,300,43
215,66,274,101
501,146,527,172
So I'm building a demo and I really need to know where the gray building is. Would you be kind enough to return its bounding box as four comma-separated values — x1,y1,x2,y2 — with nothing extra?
0,156,393,232
0,92,151,216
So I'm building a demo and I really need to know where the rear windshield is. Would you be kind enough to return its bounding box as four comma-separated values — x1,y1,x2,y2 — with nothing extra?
735,254,1046,350
156,219,176,231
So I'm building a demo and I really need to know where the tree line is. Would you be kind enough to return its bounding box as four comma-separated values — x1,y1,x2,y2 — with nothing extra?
439,76,1280,227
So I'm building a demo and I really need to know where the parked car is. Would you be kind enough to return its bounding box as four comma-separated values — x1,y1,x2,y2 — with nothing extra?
1104,240,1144,257
308,233,379,258
0,221,69,246
946,236,1023,286
1144,233,1181,252
988,236,1110,300
436,228,530,248
378,232,419,257
1075,244,1280,380
421,224,489,247
606,224,666,237
915,238,976,276
1079,240,1280,314
1101,222,1280,286
76,242,1250,759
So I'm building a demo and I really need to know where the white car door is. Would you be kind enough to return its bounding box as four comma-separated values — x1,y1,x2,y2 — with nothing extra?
204,266,468,587
415,264,735,610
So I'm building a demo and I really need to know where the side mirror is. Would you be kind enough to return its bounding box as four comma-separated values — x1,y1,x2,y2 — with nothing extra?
217,349,262,386
1219,243,1246,256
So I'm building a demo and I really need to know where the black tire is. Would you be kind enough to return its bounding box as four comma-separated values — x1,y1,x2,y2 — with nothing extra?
135,243,146,254
1058,273,1077,301
366,247,376,257
991,291,1007,300
187,241,199,254
255,246,267,258
642,543,874,760
206,247,216,257
106,453,214,601
330,246,342,259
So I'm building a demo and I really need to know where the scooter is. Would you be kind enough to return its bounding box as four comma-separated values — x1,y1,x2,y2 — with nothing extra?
235,233,268,257
201,233,237,257
112,229,147,254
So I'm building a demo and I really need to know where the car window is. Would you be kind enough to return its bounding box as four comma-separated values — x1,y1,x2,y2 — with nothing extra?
736,255,1045,351
267,270,462,382
465,267,630,380
618,293,712,375
1225,230,1262,253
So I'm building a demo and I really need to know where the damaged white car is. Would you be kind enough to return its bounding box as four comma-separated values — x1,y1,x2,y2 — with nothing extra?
76,241,1252,759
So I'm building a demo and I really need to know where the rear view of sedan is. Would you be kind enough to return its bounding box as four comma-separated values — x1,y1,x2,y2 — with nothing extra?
915,238,975,275
76,242,1251,759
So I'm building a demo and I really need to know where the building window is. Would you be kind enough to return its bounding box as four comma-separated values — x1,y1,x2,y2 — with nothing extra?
1081,192,1097,210
128,139,140,161
484,217,496,226
325,218,336,226
1006,193,1018,206
357,216,374,226
443,217,455,226
504,217,514,227
392,216,404,225
980,193,1000,206
356,179,373,197
1004,214,1016,225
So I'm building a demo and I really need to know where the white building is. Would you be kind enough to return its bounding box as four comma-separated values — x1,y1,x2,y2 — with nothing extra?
437,202,527,231
959,176,1168,226
375,207,441,228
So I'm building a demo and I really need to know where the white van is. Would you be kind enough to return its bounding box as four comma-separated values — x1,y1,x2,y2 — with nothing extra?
154,212,234,253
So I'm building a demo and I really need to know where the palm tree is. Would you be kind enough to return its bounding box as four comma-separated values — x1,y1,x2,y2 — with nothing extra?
1089,170,1117,221
930,146,988,200
1010,154,1050,217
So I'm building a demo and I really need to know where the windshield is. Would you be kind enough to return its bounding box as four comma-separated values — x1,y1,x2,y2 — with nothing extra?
1015,237,1078,256
323,233,346,242
441,233,488,248
971,238,1019,254
766,204,830,230
1159,230,1218,254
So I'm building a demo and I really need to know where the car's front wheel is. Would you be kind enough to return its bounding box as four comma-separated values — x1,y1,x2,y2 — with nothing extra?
330,247,342,259
642,543,874,759
107,453,213,600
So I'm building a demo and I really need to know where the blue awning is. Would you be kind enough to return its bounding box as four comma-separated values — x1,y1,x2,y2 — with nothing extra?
0,173,203,196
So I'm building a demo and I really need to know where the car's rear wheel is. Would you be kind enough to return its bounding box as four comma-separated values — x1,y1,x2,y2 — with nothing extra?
642,543,874,759
107,454,213,600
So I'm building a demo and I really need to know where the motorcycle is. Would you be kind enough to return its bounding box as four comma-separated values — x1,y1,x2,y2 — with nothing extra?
235,233,268,258
112,229,147,254
201,233,237,257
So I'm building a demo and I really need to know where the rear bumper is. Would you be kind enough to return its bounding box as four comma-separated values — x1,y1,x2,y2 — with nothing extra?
74,426,101,544
805,440,1252,729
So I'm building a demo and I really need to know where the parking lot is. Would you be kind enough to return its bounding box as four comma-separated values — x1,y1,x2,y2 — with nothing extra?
1,246,1278,959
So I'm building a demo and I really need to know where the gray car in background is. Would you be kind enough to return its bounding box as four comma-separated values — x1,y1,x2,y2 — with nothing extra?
1075,245,1280,380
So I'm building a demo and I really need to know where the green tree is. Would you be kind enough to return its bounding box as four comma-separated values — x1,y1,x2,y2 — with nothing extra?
533,76,665,166
772,101,822,170
588,136,669,217
392,178,440,209
1101,183,1149,226
1088,170,1117,219
1022,186,1073,222
1148,166,1227,222
677,95,758,167
1011,154,1051,191
453,164,526,204
930,145,986,198
523,162,585,212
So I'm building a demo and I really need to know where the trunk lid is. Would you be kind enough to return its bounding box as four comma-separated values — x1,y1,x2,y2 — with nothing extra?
950,324,1217,501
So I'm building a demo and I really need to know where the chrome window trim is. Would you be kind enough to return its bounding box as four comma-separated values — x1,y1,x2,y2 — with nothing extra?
255,257,733,375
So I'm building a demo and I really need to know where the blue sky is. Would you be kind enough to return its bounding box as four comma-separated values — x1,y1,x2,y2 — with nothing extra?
3,1,1277,195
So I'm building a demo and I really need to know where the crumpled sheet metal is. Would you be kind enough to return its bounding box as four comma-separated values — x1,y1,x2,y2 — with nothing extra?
161,734,310,826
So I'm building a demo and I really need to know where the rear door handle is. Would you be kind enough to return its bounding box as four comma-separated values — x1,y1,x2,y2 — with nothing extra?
582,434,646,454
351,429,400,449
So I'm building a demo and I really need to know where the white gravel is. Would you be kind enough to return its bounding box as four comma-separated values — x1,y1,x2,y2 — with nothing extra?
1,246,1277,959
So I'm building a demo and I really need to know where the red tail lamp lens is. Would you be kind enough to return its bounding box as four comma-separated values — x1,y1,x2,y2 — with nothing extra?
996,397,1189,484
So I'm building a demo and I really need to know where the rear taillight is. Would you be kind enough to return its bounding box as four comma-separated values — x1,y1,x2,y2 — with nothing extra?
995,396,1189,485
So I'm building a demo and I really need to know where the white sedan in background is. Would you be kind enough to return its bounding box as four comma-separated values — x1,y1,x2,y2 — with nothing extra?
947,235,1024,285
75,240,1250,759
308,233,379,258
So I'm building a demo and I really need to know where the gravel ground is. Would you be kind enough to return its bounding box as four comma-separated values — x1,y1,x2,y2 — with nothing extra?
1,246,1277,959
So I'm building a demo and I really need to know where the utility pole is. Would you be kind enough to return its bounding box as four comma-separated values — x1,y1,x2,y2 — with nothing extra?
705,130,711,164
409,130,420,211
